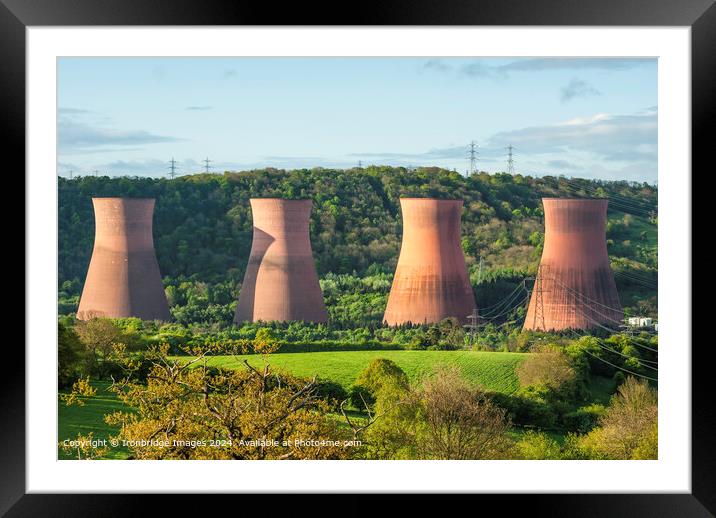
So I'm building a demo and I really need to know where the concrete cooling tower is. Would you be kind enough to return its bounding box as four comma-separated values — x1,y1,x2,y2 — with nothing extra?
524,198,623,331
235,198,328,323
77,198,170,321
384,198,476,325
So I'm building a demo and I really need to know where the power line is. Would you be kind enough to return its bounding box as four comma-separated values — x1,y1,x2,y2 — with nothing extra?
582,348,658,382
568,330,658,369
203,157,212,174
480,293,530,322
614,271,657,289
530,272,659,350
545,273,623,314
574,311,659,352
559,179,655,211
559,181,657,218
478,280,526,314
480,282,529,318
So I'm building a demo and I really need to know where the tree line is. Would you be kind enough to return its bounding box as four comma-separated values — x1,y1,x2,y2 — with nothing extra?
58,167,658,324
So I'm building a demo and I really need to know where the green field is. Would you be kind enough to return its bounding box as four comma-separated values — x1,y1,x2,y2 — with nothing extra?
185,350,528,394
58,381,130,460
58,350,527,459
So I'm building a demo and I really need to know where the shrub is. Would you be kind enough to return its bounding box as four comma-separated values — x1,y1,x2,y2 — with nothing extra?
355,358,410,399
515,430,562,460
516,344,577,396
577,377,657,459
416,366,513,459
348,384,375,410
562,403,606,433
484,390,557,429
314,380,349,410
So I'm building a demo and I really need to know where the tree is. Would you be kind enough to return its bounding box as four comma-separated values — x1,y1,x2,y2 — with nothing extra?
516,344,576,395
434,317,466,350
59,172,657,327
58,321,86,388
356,365,515,460
353,358,409,402
105,344,351,460
74,317,124,378
577,376,657,459
415,366,513,459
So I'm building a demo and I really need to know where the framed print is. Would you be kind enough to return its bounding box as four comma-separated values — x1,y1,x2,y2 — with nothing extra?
5,0,713,514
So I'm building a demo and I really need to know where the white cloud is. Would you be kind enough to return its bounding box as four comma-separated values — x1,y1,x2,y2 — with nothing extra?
487,110,657,163
58,110,182,154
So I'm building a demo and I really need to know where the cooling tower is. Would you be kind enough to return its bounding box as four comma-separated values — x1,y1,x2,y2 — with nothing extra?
384,198,476,325
524,198,623,331
234,199,328,323
77,198,170,321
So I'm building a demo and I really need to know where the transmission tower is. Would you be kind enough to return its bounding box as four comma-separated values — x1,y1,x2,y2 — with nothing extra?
358,160,363,168
506,144,516,174
467,141,479,176
168,157,178,179
203,157,212,174
532,264,550,330
466,308,480,347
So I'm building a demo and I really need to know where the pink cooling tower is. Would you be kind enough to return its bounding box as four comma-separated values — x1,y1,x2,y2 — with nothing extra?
384,198,476,325
524,198,623,331
234,199,328,323
77,198,170,321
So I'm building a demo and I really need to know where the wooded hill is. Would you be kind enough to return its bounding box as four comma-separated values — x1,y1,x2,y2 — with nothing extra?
58,167,658,324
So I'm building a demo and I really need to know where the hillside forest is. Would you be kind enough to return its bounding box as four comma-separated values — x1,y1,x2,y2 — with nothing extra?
58,167,657,336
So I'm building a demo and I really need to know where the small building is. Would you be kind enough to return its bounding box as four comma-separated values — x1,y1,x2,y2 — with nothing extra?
627,316,656,329
639,317,653,327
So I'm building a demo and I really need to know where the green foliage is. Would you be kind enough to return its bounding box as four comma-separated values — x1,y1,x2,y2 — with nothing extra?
575,377,658,459
351,358,410,409
58,170,657,326
58,321,87,388
312,379,350,411
562,403,606,433
515,430,563,460
361,365,515,459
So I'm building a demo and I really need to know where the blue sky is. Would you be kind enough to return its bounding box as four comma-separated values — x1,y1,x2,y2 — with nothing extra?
57,57,657,183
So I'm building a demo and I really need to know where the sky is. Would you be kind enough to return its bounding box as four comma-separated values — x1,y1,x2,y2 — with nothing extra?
57,57,657,183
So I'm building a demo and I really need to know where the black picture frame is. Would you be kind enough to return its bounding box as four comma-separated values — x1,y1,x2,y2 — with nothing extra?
5,0,709,514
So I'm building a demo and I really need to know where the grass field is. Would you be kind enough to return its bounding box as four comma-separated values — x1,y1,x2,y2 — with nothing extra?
57,351,622,459
58,381,130,460
181,350,528,394
58,350,525,459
